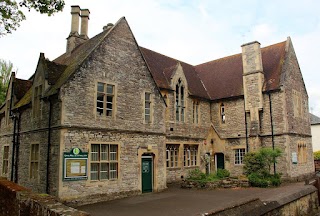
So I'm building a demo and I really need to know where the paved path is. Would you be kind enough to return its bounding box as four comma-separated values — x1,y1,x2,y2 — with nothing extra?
77,182,312,216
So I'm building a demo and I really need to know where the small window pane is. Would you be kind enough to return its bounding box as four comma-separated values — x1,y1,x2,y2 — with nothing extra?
101,145,109,161
145,102,150,109
107,85,114,94
145,93,150,101
97,83,104,92
91,163,99,180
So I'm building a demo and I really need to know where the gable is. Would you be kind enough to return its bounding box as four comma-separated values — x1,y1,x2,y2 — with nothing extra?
140,47,210,99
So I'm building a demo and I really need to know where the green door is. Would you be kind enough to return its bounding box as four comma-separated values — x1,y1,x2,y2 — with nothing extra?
142,157,153,193
216,153,225,169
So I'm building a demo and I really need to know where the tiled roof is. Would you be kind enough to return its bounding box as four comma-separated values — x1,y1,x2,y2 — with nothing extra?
14,78,32,102
46,60,67,85
310,113,320,125
195,41,287,100
140,47,210,99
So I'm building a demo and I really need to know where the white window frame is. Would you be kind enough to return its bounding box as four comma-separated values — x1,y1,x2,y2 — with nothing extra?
183,145,198,167
220,103,225,123
166,144,179,168
234,148,246,165
144,92,152,123
96,82,115,117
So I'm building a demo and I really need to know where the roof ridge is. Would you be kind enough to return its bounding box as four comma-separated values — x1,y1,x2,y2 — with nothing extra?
196,40,287,67
139,46,194,67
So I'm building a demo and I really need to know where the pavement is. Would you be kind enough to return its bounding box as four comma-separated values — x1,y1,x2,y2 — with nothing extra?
77,182,314,216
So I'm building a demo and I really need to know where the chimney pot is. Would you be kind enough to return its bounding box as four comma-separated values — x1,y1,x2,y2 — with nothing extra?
80,9,90,38
103,23,114,31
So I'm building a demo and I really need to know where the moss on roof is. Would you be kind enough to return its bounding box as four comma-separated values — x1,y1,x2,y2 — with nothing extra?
14,88,32,109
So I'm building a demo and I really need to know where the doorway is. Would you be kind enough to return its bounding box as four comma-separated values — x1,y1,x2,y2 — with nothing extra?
141,155,153,193
215,153,225,170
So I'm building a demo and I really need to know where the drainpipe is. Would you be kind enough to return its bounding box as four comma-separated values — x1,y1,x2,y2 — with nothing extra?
14,111,21,183
268,92,276,174
10,115,17,182
46,98,53,194
244,101,249,152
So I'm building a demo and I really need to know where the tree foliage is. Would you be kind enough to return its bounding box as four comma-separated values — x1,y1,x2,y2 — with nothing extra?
0,59,15,104
0,0,65,36
243,148,282,187
314,151,320,160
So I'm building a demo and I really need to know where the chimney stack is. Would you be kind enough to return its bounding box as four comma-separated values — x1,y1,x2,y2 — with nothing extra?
66,6,89,55
70,5,80,34
80,9,90,39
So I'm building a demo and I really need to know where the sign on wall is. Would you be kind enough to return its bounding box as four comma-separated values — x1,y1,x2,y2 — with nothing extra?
63,148,88,181
292,152,298,164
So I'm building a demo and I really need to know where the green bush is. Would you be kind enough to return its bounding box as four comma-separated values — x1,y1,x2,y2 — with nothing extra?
186,168,206,180
269,174,281,186
216,169,230,178
248,173,268,188
314,151,320,160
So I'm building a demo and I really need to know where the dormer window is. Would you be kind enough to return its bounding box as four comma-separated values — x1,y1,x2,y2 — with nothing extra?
175,79,185,122
220,103,225,123
33,85,42,118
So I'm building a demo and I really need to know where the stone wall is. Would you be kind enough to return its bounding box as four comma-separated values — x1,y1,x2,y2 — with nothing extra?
0,177,89,216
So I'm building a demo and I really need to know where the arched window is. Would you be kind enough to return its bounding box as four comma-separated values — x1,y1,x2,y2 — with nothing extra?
175,79,185,122
220,103,225,123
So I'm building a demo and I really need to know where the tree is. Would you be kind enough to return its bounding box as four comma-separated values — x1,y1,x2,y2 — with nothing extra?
0,0,65,36
0,59,15,104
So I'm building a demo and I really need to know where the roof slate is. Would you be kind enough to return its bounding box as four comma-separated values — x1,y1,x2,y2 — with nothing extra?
195,41,287,100
140,47,210,99
14,78,32,102
310,113,320,125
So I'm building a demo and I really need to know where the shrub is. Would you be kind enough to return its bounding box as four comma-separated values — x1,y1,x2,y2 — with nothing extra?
186,168,206,180
248,173,268,188
314,151,320,160
216,169,230,178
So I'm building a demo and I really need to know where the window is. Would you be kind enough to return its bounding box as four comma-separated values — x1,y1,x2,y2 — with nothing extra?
183,145,198,167
175,79,185,122
298,143,307,164
30,144,39,179
90,144,118,180
234,148,245,165
33,85,42,118
192,100,199,124
220,103,225,123
166,144,179,168
145,92,151,123
2,146,9,175
97,82,115,117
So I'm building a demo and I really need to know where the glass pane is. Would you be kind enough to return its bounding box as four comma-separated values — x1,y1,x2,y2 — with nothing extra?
91,144,100,161
145,93,150,101
97,101,103,109
145,108,150,115
106,110,112,116
97,82,104,92
91,163,99,180
145,102,150,109
4,146,9,159
110,163,118,179
107,85,114,94
101,145,109,161
181,108,184,122
97,93,104,102
110,145,117,161
145,114,150,122
35,145,39,160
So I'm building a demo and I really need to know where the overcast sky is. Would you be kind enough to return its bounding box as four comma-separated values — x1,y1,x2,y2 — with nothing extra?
0,0,319,116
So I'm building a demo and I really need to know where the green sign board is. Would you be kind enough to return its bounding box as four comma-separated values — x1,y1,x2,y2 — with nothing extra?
63,148,88,181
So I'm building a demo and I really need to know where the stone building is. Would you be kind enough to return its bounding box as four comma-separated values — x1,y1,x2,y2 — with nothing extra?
0,6,314,204
310,113,320,151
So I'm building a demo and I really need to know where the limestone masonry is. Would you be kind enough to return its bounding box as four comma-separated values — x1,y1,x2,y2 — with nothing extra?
0,5,314,204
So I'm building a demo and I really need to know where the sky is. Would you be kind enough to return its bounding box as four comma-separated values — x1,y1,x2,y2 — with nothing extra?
0,0,319,116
